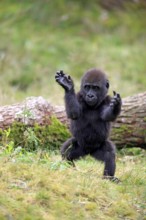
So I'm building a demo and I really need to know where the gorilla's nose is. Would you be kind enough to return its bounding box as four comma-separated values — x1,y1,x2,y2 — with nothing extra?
88,94,94,99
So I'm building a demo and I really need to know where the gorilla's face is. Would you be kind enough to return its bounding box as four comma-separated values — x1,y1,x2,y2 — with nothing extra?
83,83,102,106
81,69,109,107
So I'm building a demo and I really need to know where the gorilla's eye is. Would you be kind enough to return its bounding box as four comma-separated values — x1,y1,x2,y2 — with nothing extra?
84,85,90,90
94,85,100,90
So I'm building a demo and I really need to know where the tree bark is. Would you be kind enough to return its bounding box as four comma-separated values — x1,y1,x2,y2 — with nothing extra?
0,93,146,149
0,97,54,128
111,92,146,149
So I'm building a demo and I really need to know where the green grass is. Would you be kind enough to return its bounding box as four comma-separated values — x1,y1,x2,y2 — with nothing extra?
0,0,146,105
0,150,146,220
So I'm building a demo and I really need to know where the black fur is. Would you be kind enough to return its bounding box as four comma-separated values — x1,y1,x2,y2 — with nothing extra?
55,68,122,180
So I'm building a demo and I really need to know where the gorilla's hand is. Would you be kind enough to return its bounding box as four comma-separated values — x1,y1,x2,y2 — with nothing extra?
55,70,74,91
110,91,121,110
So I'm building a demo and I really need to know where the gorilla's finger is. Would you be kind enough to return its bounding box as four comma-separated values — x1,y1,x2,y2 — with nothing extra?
60,70,65,76
55,72,60,77
68,75,71,80
56,70,64,76
113,91,117,96
55,75,60,80
117,93,121,99
55,75,59,80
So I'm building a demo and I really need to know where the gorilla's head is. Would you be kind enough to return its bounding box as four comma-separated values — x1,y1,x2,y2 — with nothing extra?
80,68,109,107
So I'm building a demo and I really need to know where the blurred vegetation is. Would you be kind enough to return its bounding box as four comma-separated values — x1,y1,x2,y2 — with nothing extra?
0,0,146,105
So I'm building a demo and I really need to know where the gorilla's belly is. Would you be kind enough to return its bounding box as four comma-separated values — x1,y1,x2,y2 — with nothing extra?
71,120,109,148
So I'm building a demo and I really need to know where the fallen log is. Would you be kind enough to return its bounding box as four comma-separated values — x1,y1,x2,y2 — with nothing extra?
0,96,54,128
54,92,146,149
0,93,146,149
111,92,146,149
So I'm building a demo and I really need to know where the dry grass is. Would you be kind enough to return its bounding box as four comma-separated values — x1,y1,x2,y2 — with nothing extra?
0,152,145,220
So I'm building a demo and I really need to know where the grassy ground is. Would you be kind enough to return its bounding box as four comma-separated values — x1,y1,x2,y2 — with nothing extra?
0,149,146,220
0,0,146,105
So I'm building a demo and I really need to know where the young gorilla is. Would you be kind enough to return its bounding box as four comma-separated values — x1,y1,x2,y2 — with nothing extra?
55,68,122,180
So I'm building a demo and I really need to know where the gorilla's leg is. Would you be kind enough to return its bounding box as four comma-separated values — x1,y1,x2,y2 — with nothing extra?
61,137,86,163
91,140,116,178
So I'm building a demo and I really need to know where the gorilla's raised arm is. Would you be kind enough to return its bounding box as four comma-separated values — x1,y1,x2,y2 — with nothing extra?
55,70,81,119
101,91,122,121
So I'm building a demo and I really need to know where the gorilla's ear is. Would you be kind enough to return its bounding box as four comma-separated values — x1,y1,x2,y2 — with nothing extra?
106,81,109,89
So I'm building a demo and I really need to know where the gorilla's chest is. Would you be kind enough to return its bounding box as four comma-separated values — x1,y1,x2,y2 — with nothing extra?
84,109,99,122
71,108,110,146
71,109,104,133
